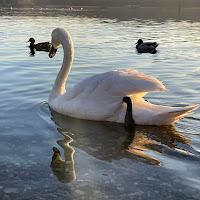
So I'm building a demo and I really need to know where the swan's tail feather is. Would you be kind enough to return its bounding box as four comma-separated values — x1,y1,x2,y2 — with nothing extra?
159,104,199,125
168,104,199,116
173,112,194,123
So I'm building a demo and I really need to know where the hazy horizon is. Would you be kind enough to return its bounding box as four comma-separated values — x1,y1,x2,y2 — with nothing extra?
1,0,200,8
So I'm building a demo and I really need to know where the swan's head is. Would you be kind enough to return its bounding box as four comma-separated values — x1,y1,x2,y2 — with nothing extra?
49,28,61,58
122,96,132,104
49,45,57,58
52,147,61,154
52,147,61,162
49,28,73,58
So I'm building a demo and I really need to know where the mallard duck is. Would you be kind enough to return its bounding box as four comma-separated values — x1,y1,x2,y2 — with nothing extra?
136,39,158,53
28,38,51,52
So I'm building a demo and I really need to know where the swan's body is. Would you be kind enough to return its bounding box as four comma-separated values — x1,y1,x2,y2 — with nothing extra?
48,28,199,125
136,39,158,53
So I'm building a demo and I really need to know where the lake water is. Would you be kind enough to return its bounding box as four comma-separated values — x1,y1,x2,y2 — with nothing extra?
0,7,200,200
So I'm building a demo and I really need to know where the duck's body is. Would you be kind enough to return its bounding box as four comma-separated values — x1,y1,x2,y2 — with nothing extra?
28,38,51,52
136,39,158,53
48,28,199,126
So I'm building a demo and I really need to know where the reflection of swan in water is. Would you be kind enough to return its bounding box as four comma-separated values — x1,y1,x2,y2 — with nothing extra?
125,125,193,166
50,128,76,183
51,109,194,167
48,28,199,125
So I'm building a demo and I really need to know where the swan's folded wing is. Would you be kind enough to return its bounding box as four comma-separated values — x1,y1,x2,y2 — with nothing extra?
104,69,167,96
65,69,166,100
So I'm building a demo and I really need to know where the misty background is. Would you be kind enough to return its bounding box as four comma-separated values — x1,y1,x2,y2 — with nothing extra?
1,0,200,8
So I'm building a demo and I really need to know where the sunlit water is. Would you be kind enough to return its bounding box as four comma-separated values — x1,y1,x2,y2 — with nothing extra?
0,7,200,200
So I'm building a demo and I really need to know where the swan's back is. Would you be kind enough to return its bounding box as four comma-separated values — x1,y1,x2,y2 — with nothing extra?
64,69,166,101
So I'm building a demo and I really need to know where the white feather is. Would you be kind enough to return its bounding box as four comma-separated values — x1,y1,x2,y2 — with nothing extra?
48,28,199,125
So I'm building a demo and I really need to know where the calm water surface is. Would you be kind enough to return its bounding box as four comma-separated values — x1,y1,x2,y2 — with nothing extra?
0,7,200,200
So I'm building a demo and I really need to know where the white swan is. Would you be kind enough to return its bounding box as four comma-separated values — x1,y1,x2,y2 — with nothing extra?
48,28,199,126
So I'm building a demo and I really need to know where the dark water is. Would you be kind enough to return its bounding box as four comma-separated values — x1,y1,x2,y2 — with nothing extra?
0,7,200,200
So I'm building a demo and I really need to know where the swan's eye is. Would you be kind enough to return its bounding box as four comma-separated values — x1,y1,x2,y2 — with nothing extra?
49,45,57,58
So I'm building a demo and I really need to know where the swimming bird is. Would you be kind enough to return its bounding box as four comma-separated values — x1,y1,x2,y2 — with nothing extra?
122,96,135,130
48,28,199,125
28,37,51,52
136,39,158,53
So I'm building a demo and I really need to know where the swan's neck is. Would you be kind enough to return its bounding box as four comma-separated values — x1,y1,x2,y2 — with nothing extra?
50,33,74,97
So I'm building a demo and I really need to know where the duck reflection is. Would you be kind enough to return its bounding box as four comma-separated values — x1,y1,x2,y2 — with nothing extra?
51,128,76,183
136,48,158,54
50,109,191,173
29,48,35,56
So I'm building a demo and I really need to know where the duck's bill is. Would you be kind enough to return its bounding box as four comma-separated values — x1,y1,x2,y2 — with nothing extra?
49,45,57,58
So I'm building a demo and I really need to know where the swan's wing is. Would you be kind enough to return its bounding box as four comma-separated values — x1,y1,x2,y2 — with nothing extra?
106,69,166,96
65,69,166,100
98,69,166,97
